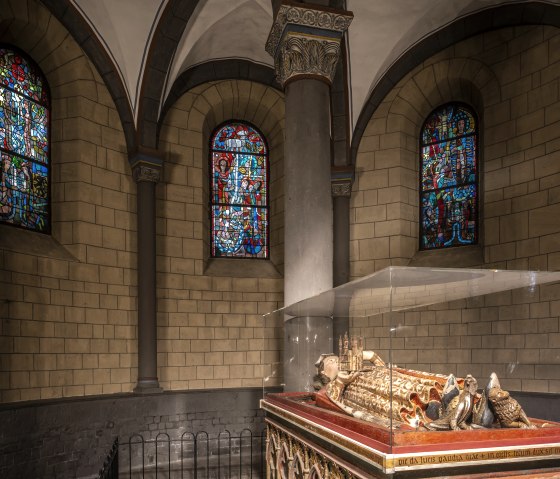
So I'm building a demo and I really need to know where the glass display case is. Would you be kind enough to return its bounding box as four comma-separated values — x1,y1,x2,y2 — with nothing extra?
261,267,560,478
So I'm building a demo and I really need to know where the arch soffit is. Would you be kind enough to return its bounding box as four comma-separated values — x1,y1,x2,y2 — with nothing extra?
159,59,281,147
0,3,97,89
38,0,203,154
37,0,135,152
351,0,560,165
136,0,202,150
386,58,498,139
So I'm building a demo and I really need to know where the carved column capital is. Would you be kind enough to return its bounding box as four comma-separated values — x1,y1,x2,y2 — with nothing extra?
266,2,353,87
130,148,163,183
331,166,354,197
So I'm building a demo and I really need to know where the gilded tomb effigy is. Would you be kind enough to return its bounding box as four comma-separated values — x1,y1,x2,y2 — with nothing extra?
314,333,541,432
264,338,560,478
261,267,560,478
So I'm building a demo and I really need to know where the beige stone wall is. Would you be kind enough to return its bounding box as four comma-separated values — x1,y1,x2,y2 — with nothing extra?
351,25,560,393
157,80,284,389
0,0,136,401
0,3,285,403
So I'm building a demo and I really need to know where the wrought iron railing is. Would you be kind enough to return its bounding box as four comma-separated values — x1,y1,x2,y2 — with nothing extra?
121,428,266,478
98,437,119,479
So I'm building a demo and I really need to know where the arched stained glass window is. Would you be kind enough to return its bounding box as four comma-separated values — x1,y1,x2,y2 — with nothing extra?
420,103,477,250
0,46,50,233
210,121,268,258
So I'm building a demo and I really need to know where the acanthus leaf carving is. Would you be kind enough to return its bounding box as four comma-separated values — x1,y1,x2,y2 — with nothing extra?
277,35,341,85
266,4,353,86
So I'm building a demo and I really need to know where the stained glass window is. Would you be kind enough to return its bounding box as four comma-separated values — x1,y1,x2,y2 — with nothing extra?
210,121,268,258
420,103,477,250
0,46,50,232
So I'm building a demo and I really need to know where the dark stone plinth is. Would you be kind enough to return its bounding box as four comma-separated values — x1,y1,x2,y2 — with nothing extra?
0,387,274,479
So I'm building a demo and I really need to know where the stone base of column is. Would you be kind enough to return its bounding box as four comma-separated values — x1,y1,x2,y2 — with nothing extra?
133,379,163,394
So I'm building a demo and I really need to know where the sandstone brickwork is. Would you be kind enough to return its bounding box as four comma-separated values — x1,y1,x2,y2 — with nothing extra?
0,0,138,402
351,25,560,393
151,79,285,390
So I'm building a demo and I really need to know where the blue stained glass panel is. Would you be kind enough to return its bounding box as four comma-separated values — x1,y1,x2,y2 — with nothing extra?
210,122,268,258
1,153,48,231
212,205,268,258
0,48,48,105
421,185,476,249
211,152,266,207
421,137,476,192
420,104,477,250
421,104,475,145
212,123,266,154
0,89,49,162
0,47,49,233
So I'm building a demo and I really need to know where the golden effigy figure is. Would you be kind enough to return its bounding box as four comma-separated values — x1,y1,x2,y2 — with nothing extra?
316,346,449,427
314,334,536,431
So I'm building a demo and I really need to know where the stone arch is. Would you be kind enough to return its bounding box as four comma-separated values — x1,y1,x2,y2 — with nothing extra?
351,0,560,166
382,58,497,266
160,80,285,275
38,0,135,151
351,22,560,394
0,0,129,248
0,1,98,92
0,0,137,402
350,55,498,277
136,0,202,150
188,79,284,272
155,80,285,390
158,59,278,146
190,80,285,147
387,58,498,140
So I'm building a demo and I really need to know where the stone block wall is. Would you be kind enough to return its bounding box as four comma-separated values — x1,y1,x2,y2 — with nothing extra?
352,287,560,393
351,25,560,393
0,0,136,402
0,2,285,404
157,79,285,390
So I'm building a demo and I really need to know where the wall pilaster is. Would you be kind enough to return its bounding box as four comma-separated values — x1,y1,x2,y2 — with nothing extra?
131,150,163,394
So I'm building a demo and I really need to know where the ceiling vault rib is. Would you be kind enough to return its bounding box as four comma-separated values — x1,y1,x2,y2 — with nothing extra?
134,1,169,126
136,0,202,152
39,0,136,153
350,0,556,167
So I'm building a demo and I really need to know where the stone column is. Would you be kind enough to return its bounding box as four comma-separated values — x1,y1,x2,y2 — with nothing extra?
131,150,163,393
266,2,353,391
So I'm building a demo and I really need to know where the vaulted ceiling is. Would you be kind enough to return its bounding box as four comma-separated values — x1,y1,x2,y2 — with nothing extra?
59,0,560,152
